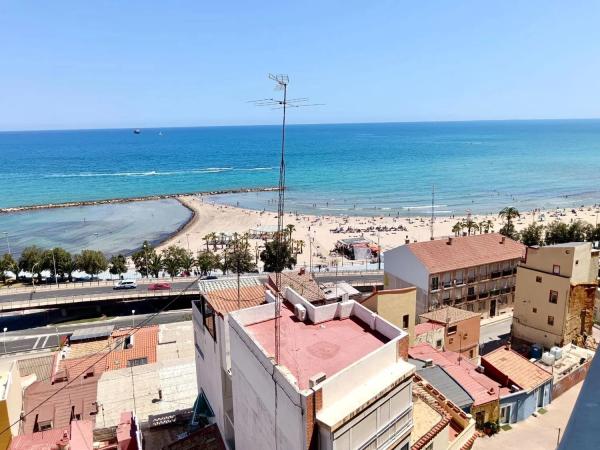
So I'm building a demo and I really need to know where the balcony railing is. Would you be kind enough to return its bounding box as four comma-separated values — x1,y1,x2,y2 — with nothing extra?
467,294,477,301
491,271,502,279
478,292,489,299
502,269,513,277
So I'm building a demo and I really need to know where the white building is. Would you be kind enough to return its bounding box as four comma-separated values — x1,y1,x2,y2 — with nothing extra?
228,287,415,450
384,234,525,318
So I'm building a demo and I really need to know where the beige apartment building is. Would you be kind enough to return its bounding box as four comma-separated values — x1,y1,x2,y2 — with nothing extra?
512,242,599,349
384,234,525,318
360,287,417,344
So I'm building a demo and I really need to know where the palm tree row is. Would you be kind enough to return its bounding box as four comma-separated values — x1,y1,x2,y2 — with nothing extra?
452,218,494,236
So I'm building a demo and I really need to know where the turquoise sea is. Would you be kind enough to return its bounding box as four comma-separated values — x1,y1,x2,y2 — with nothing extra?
1,120,600,255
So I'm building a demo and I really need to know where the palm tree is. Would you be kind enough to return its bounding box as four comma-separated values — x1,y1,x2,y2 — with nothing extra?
296,239,305,254
220,232,227,249
499,207,520,238
483,219,494,234
451,222,463,237
286,224,295,243
203,234,212,252
463,218,479,236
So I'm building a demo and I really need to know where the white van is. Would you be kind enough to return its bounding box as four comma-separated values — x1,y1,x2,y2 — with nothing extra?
113,279,137,290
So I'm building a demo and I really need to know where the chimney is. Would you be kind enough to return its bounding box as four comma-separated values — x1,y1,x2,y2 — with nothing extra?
424,358,433,368
447,237,453,245
298,267,305,276
501,236,506,244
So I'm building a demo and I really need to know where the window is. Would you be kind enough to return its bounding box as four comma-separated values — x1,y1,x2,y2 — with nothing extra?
431,276,439,291
553,265,560,275
467,286,475,296
549,290,558,304
402,314,409,329
536,276,542,283
447,325,457,335
469,349,474,358
201,297,217,341
435,339,443,348
127,357,148,367
575,260,579,265
455,270,464,285
533,307,537,313
548,315,554,326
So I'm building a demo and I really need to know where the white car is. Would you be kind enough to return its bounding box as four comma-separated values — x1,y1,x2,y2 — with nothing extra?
113,279,137,290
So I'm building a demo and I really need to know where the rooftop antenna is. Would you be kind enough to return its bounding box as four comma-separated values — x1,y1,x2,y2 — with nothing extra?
430,185,435,240
249,75,321,365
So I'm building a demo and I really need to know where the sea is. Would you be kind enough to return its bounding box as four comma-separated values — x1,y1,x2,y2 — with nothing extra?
1,119,600,255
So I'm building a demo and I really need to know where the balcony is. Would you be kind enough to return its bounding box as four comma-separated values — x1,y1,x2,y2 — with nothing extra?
467,294,477,302
454,297,465,304
478,291,489,299
491,271,502,279
467,277,476,284
489,289,500,297
442,281,452,289
502,269,513,277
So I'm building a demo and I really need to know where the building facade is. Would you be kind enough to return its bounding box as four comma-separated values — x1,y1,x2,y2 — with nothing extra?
512,242,599,349
419,307,481,362
384,234,525,318
0,362,22,450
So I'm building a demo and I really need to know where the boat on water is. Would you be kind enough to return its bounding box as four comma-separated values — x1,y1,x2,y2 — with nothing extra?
133,129,141,134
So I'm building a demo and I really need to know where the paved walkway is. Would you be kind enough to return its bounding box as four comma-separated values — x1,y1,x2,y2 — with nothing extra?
473,381,583,450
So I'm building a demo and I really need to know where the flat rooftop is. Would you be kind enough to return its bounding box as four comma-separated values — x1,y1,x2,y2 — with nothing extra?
245,304,389,390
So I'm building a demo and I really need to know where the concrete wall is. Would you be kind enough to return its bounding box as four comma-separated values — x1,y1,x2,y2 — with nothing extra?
383,246,429,315
414,327,445,350
553,359,591,399
444,315,481,361
0,362,22,450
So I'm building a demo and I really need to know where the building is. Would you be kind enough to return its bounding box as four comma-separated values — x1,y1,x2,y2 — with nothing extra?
319,281,361,303
228,287,415,450
360,287,417,344
193,277,267,448
409,344,500,429
410,376,478,450
267,271,326,304
418,307,481,362
481,346,553,424
414,323,445,350
512,242,599,349
384,233,525,318
8,420,94,450
0,362,23,450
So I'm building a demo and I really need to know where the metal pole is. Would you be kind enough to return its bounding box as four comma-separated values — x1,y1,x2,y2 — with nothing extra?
556,428,561,448
309,236,313,273
2,328,6,354
377,232,381,270
52,250,58,287
131,309,135,328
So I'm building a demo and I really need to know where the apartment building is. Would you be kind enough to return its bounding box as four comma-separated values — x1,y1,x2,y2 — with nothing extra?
228,287,415,450
384,234,525,318
0,362,22,450
360,287,417,344
512,242,599,349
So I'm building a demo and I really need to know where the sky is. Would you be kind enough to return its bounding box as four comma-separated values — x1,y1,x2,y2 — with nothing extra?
1,1,600,131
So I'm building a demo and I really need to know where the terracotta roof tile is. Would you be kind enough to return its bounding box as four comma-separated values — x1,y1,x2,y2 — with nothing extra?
107,326,158,371
482,347,553,392
406,233,525,274
163,423,226,450
268,272,326,303
419,306,481,325
415,322,445,336
204,285,267,316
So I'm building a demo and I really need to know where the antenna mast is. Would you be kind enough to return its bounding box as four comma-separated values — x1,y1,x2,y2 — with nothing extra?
430,185,435,240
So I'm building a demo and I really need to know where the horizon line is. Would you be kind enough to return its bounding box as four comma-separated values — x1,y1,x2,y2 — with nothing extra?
1,116,600,134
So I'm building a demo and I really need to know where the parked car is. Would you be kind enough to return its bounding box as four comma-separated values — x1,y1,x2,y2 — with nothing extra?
113,279,137,290
148,282,171,291
200,275,218,280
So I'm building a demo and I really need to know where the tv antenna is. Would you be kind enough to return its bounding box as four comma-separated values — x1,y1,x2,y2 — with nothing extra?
249,74,321,364
430,185,435,240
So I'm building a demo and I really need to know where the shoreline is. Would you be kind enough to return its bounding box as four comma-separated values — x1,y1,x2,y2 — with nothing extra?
0,186,280,214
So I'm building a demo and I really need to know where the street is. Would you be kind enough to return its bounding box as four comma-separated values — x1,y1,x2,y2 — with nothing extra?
480,314,512,355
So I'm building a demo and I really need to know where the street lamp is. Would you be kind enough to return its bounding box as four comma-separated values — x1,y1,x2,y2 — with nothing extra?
31,262,40,288
52,249,58,287
131,309,136,329
2,232,10,255
2,327,7,354
186,234,190,251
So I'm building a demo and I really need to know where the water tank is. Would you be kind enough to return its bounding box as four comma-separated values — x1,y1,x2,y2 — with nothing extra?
530,344,543,359
550,346,563,360
541,352,556,366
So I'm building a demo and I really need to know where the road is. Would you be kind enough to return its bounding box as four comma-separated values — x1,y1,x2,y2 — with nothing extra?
0,272,383,304
480,314,512,355
0,309,192,355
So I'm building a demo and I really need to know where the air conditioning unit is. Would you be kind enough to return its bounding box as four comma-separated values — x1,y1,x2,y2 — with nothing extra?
309,372,327,388
294,304,307,322
475,365,485,374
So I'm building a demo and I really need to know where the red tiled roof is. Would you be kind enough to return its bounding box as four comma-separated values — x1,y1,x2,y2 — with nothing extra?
204,285,267,316
420,306,481,325
482,347,553,392
107,326,158,371
163,424,226,450
268,272,326,303
406,233,525,274
409,343,500,406
415,322,445,336
9,420,93,450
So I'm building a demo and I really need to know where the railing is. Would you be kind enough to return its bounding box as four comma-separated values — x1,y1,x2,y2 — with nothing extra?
0,289,201,312
466,294,477,301
491,272,502,279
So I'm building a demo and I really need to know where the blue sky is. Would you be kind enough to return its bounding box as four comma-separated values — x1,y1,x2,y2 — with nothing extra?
1,1,599,130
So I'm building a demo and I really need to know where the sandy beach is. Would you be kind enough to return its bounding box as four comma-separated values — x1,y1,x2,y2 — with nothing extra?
157,195,600,270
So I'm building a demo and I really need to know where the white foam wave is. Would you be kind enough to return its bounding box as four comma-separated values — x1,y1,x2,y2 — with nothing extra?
402,204,448,210
235,167,275,172
44,166,274,179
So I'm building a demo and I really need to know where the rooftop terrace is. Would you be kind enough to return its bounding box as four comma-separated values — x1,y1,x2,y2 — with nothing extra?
246,304,389,389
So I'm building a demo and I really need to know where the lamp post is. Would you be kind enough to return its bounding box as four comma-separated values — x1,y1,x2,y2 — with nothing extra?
31,262,40,288
52,249,58,287
131,309,136,329
2,328,7,354
186,233,190,252
377,232,381,271
2,232,10,255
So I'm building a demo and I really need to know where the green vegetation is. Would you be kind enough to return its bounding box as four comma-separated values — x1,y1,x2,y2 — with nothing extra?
74,250,108,279
196,250,221,275
223,234,255,275
260,238,297,272
499,206,520,239
109,254,127,278
0,253,18,284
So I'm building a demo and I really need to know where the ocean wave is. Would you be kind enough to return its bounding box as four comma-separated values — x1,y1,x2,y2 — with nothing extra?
401,204,448,210
235,167,275,171
193,167,233,173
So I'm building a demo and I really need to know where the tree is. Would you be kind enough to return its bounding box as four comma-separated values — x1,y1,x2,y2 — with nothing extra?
75,250,108,279
148,252,163,278
109,254,128,278
482,219,494,234
451,222,463,237
196,251,221,275
519,223,544,247
545,221,570,245
132,241,154,277
19,246,45,282
568,220,590,242
180,250,195,275
162,245,187,278
224,237,256,274
463,218,479,236
260,239,297,272
285,224,295,243
202,234,212,252
296,239,305,254
499,207,520,238
41,247,72,280
586,224,600,242
0,253,17,284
